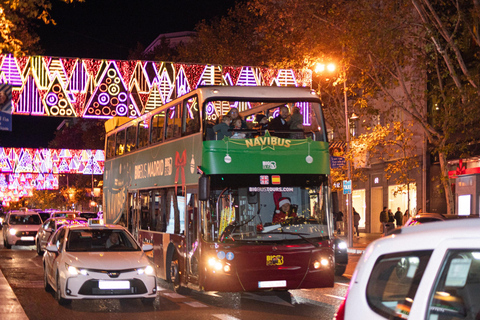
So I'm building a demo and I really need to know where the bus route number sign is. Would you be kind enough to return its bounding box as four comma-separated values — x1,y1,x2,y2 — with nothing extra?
343,180,352,195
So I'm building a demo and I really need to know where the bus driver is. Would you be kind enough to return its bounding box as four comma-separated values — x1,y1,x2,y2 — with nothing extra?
272,197,297,224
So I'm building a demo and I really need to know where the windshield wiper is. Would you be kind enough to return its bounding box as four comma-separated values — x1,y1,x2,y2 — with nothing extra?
263,231,319,247
219,215,258,242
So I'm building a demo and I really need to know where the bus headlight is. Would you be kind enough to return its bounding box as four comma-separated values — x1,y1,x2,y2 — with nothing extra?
9,228,16,235
313,258,330,269
337,241,347,250
208,257,230,273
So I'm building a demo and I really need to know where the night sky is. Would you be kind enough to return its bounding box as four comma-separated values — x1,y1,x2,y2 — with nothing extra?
37,0,237,60
0,0,237,148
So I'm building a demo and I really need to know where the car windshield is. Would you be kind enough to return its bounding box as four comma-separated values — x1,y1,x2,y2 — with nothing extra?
202,181,332,244
66,229,140,252
9,214,41,225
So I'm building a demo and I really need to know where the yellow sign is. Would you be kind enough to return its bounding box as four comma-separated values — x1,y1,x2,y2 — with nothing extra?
266,255,284,266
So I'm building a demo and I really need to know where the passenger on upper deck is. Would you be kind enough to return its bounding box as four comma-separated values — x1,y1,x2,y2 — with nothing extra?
268,106,290,138
227,108,247,129
289,107,304,139
230,118,247,139
254,114,269,131
213,115,233,140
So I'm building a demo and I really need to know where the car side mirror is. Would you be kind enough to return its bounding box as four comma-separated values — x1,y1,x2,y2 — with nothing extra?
46,244,58,253
142,244,153,252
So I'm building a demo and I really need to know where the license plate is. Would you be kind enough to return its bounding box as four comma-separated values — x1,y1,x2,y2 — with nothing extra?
266,255,284,266
21,236,34,241
98,280,130,290
258,280,287,288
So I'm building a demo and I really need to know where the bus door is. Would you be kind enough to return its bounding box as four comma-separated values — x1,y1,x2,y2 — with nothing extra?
128,191,140,241
186,191,199,281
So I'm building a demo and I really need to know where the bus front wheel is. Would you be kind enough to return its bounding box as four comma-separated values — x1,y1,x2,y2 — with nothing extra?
168,256,191,295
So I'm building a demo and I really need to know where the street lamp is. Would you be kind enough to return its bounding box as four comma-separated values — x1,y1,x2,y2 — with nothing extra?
315,60,355,247
344,69,354,248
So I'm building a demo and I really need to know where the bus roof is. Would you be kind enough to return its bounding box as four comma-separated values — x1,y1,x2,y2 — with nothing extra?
196,86,319,102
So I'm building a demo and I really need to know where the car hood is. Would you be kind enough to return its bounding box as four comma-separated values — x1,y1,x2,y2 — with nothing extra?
8,224,41,232
64,251,149,269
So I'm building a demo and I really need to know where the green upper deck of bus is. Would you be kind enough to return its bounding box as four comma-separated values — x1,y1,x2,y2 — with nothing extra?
104,86,330,175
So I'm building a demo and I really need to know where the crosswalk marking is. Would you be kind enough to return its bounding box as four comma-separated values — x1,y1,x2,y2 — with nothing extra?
184,301,208,308
212,314,241,320
324,294,345,300
162,292,186,299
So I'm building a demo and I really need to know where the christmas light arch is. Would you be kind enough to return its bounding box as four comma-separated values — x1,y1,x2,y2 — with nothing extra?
0,54,312,118
0,147,104,204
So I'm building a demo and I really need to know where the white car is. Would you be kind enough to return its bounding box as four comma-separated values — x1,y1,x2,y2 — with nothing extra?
35,216,87,255
43,221,157,305
2,210,42,248
335,218,480,320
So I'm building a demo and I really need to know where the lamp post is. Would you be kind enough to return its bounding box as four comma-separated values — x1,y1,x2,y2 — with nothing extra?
344,76,354,248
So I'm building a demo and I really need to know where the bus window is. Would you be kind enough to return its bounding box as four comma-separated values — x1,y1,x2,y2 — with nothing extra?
106,134,115,159
125,125,136,153
115,130,126,156
184,96,200,136
137,119,149,148
151,112,165,144
165,104,181,140
165,188,185,235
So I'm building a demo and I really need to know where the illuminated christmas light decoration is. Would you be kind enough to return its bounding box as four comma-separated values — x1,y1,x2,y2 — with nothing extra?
0,148,104,199
0,54,311,120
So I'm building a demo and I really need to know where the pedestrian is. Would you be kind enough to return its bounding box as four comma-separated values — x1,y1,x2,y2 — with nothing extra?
403,209,410,225
394,207,403,228
335,211,344,235
353,208,360,237
388,209,394,223
380,207,388,233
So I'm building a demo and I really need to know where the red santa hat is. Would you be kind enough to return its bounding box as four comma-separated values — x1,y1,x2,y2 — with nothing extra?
278,197,290,208
273,191,283,214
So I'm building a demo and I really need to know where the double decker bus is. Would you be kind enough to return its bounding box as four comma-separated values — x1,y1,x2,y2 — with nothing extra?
103,86,334,293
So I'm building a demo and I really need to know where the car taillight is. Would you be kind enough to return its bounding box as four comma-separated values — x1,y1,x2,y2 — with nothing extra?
334,298,346,320
333,284,350,320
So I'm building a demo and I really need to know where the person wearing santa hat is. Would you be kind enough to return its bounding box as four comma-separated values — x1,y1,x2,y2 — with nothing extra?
272,197,297,224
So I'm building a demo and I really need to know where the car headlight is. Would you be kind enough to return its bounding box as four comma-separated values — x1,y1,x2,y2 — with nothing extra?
65,263,88,276
9,228,16,235
137,265,155,275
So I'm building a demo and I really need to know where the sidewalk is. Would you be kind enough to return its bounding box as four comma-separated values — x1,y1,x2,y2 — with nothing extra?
0,269,28,320
338,232,384,254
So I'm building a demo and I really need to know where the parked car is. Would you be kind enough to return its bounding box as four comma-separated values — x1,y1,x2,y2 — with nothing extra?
404,212,478,227
35,216,87,255
334,237,348,276
43,220,157,305
2,210,42,248
335,218,480,320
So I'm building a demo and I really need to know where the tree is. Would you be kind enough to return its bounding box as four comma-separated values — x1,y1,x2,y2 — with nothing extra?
175,0,480,214
0,0,83,56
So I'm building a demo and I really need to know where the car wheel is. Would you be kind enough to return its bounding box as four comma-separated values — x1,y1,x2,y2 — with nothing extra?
4,237,11,249
36,241,43,256
335,265,347,276
43,268,53,292
55,273,71,305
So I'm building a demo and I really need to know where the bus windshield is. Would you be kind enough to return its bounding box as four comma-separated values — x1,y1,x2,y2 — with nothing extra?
203,178,331,244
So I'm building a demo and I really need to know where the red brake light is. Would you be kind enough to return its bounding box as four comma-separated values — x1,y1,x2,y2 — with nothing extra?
334,299,346,320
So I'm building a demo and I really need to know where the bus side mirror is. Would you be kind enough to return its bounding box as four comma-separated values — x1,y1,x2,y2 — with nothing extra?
199,176,210,201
